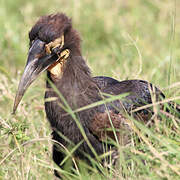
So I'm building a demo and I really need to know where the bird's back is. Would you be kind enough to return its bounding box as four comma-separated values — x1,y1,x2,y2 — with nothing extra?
93,76,165,113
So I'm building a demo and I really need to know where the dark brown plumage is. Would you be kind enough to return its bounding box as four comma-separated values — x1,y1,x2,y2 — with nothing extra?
13,13,179,179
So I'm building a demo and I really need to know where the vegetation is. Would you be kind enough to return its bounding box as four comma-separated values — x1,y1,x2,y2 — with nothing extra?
0,0,180,179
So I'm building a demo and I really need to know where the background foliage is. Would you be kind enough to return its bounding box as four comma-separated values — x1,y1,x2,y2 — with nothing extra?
0,0,180,179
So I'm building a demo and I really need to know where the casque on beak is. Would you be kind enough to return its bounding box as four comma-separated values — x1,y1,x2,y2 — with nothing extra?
12,39,58,114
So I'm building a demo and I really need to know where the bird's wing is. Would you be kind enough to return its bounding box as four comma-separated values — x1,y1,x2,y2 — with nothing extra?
94,77,164,112
93,76,120,90
89,77,165,142
89,110,131,145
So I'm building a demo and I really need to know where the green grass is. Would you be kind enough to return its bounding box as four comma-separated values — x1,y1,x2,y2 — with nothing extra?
0,0,180,179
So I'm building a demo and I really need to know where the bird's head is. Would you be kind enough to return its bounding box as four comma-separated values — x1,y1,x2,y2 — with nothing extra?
13,13,81,113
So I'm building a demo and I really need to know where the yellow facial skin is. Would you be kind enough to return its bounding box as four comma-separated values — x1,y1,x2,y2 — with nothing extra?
48,61,63,78
48,49,70,78
45,35,70,79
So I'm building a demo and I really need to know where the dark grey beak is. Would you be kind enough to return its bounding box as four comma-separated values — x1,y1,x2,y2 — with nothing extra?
13,39,57,114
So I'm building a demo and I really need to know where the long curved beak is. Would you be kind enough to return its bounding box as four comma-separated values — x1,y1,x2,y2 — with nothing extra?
13,39,57,114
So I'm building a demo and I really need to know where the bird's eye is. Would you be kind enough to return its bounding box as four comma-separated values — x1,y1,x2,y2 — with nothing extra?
45,35,64,55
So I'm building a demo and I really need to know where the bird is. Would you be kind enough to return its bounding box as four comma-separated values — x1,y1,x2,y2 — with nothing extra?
13,13,179,178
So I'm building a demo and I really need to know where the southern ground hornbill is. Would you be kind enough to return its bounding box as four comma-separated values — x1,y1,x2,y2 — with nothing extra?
13,13,179,178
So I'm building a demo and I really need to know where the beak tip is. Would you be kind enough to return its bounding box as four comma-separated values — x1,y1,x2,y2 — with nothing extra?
12,94,22,115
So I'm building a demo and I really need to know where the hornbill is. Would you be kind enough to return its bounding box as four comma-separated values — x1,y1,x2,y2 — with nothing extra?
13,13,179,178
